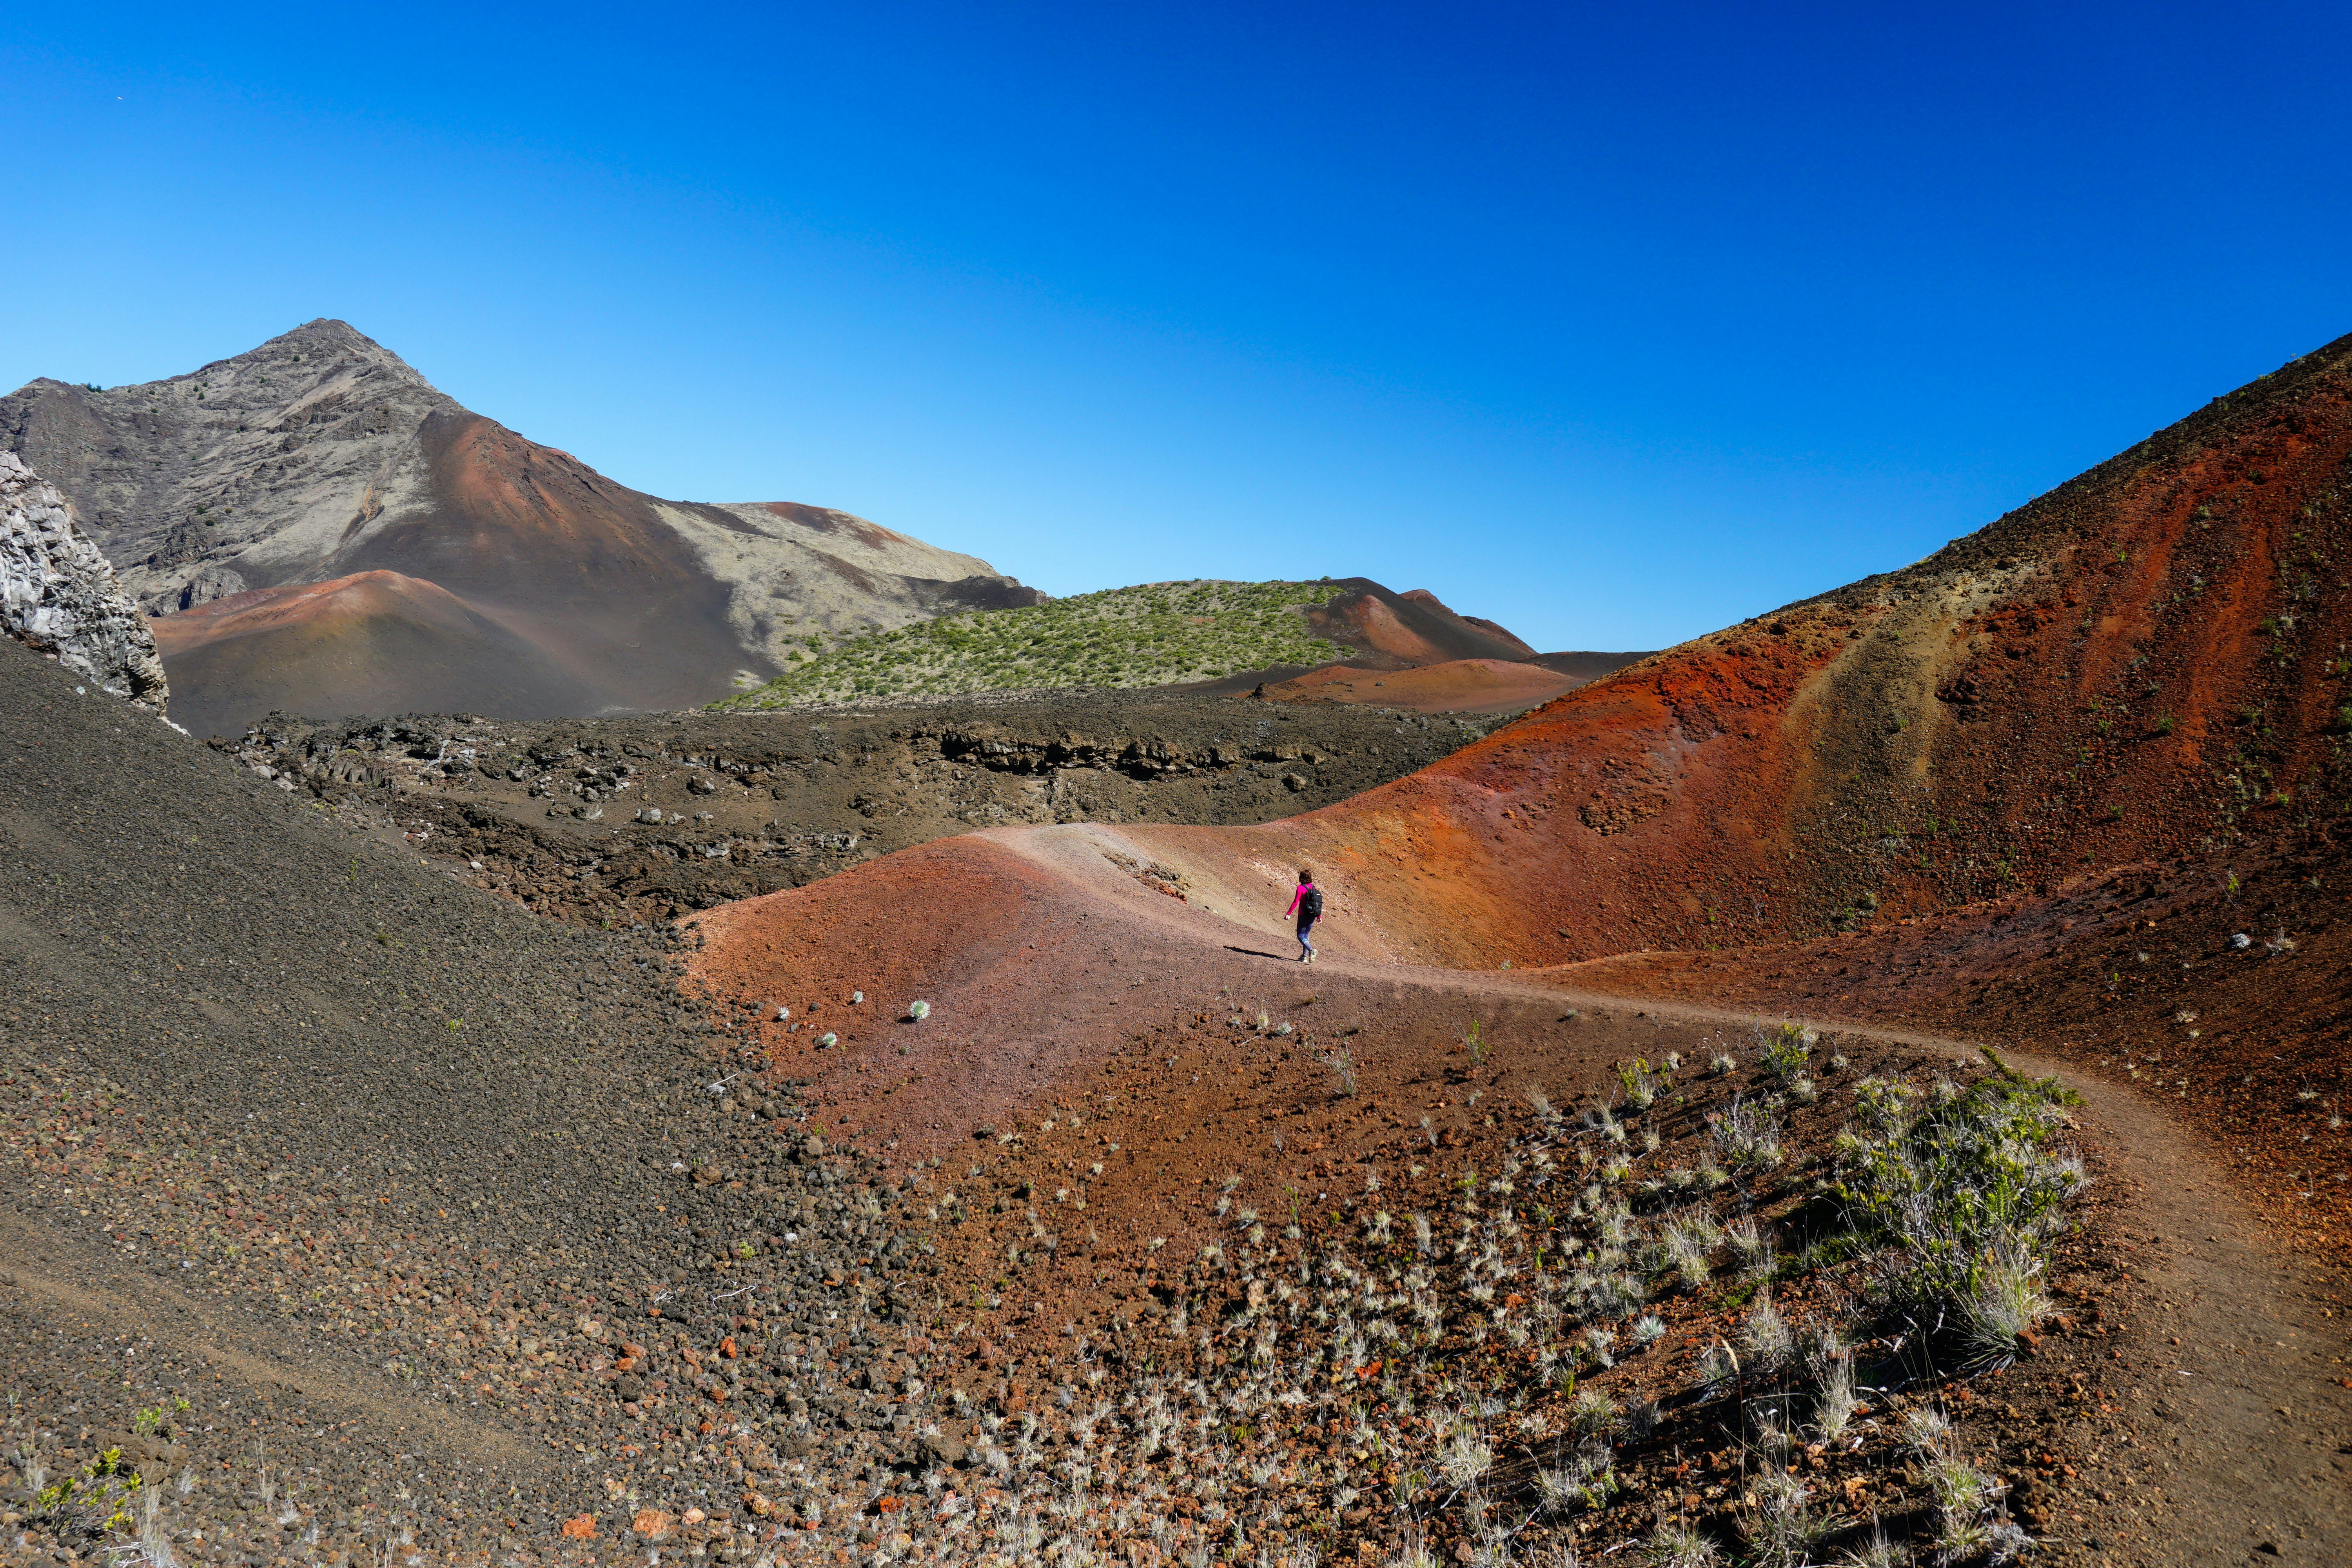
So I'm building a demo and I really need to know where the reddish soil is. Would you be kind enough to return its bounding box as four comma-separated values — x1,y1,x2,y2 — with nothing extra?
681,825,2352,1564
677,330,2352,1562
1260,657,1586,713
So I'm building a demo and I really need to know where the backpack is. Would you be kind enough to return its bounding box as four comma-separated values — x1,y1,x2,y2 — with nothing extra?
1300,886,1323,921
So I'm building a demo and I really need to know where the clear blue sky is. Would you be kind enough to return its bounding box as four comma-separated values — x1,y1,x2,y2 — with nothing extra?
8,3,2349,652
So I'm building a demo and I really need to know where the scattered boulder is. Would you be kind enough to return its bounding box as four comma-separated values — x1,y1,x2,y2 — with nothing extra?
917,1430,969,1469
0,450,169,714
172,562,249,611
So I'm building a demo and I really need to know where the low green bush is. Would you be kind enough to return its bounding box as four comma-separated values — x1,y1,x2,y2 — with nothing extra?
716,579,1351,708
1829,1056,2086,1366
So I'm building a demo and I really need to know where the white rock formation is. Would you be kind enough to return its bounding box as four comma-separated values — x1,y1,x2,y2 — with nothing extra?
0,450,169,713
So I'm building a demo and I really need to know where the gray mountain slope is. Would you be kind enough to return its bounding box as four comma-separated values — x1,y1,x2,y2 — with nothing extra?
0,320,1040,728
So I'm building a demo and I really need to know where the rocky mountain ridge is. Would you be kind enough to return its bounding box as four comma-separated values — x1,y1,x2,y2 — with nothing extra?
0,320,1040,733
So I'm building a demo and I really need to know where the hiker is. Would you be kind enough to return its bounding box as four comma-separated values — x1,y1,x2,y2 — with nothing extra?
1283,867,1323,963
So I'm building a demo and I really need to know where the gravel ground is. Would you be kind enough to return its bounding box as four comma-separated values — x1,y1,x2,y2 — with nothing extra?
0,641,960,1565
9,634,2340,1567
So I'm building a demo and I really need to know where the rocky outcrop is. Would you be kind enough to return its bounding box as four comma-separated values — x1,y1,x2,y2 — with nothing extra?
0,450,168,713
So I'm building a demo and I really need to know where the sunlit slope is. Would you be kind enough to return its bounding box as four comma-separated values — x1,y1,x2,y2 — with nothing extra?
715,579,1352,706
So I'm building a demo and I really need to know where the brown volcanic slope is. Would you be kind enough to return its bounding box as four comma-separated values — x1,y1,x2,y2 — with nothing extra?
1192,577,1651,710
0,319,1039,735
1303,579,1541,667
666,331,2352,1564
684,323,2352,1111
149,570,608,733
678,325,2352,1230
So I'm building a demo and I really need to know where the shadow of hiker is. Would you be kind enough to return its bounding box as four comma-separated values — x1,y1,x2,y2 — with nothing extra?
1223,946,1296,961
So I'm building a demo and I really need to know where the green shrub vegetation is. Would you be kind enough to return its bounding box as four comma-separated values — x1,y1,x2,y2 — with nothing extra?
1829,1054,2085,1367
716,579,1352,709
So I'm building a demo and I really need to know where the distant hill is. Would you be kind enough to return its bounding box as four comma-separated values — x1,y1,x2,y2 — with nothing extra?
0,320,1039,735
718,574,1644,711
716,578,1351,707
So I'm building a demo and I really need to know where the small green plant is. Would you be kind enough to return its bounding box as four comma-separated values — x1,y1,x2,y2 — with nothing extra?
2153,711,2175,735
130,1396,190,1437
1756,1022,1811,1083
1641,1514,1724,1568
1709,1096,1783,1171
907,1000,931,1021
1315,1043,1359,1097
34,1446,142,1539
1464,1018,1488,1067
1829,1060,2085,1359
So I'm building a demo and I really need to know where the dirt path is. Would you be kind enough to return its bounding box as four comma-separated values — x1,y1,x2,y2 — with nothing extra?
690,817,2351,1564
1985,1049,2352,1566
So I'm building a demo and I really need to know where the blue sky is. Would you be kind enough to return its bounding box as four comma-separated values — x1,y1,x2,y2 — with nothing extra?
8,3,2350,652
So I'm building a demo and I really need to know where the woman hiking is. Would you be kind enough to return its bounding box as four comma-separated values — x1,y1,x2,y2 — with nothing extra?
1283,867,1324,963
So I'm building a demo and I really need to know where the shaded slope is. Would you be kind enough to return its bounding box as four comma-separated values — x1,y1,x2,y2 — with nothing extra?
0,319,1037,730
0,632,967,1559
149,569,608,737
340,409,749,714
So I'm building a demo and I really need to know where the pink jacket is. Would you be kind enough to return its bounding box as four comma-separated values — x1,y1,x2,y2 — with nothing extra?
1284,883,1317,917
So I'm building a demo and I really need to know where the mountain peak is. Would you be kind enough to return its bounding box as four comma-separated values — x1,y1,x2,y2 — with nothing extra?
2,324,1036,734
188,318,436,392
